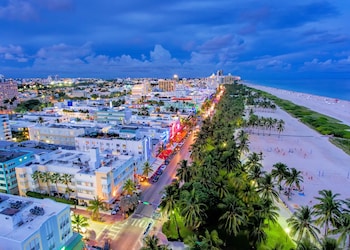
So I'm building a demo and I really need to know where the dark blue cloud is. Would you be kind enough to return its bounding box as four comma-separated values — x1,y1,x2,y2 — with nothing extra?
0,0,349,79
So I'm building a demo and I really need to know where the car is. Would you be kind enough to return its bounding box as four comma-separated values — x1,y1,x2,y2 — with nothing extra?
111,207,119,215
160,164,167,171
156,169,163,175
143,222,153,236
152,175,159,183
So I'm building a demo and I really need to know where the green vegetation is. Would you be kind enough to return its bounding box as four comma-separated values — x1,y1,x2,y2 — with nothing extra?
259,222,295,250
26,191,75,205
157,84,349,249
251,89,350,154
14,99,53,112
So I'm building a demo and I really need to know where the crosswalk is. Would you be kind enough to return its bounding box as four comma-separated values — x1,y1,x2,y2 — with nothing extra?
128,218,152,228
105,218,153,240
108,223,125,239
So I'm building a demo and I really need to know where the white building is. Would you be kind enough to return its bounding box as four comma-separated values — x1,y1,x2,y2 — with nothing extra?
16,148,140,205
0,193,82,250
28,124,86,147
0,114,12,141
75,132,151,162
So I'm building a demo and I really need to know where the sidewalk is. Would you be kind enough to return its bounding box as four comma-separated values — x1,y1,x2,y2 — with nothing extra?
71,206,124,224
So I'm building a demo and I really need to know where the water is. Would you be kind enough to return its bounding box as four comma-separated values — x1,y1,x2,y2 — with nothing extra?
245,79,350,101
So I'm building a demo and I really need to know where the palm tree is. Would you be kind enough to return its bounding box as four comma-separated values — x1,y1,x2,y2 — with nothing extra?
87,196,104,221
331,213,350,249
180,188,207,230
198,229,223,250
244,152,262,171
141,235,171,250
276,119,285,137
122,179,136,195
217,194,246,236
31,170,43,192
61,173,72,198
40,172,52,195
313,189,342,237
176,160,191,183
257,173,279,202
271,162,289,192
71,214,89,233
287,205,320,244
51,172,61,195
296,238,318,250
159,184,181,240
285,167,303,199
247,213,268,249
236,130,250,156
320,237,340,250
142,161,153,178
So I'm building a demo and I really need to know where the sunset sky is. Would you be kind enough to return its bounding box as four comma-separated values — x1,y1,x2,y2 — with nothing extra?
1,0,349,79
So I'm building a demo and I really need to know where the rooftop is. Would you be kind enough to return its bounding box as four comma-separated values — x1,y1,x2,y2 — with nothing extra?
0,150,29,163
0,194,68,242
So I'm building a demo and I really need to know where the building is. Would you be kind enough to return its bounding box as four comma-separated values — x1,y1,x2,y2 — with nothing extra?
0,80,19,110
75,132,151,162
16,148,139,205
95,108,131,124
0,149,34,194
158,79,175,92
28,124,86,147
0,114,12,141
0,193,83,250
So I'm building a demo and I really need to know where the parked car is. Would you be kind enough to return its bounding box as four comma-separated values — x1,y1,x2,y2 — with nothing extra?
156,169,163,175
160,165,167,171
152,175,159,183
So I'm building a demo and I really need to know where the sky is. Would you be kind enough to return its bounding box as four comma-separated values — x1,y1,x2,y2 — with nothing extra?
1,0,350,79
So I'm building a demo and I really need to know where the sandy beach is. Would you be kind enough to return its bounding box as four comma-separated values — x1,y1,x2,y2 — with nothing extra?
244,83,350,215
245,82,350,126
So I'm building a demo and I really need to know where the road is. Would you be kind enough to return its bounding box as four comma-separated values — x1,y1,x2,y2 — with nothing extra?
110,130,196,250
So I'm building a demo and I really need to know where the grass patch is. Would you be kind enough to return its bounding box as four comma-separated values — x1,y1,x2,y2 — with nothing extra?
259,222,295,250
330,138,350,155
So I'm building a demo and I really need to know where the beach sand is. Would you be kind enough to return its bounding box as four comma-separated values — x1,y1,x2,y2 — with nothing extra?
244,83,350,222
245,82,350,126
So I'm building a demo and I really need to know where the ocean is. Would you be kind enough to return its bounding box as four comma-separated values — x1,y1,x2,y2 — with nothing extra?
245,78,350,101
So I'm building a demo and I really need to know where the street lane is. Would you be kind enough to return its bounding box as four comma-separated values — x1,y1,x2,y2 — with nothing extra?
111,131,195,250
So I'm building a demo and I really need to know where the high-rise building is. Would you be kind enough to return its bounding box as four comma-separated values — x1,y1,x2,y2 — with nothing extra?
0,193,83,250
0,114,12,141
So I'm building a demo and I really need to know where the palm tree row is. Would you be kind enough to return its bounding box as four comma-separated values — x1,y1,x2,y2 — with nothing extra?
245,113,285,136
158,83,348,250
31,170,73,197
160,84,283,249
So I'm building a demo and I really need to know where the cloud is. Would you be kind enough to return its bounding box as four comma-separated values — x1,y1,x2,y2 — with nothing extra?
0,0,38,21
0,44,28,62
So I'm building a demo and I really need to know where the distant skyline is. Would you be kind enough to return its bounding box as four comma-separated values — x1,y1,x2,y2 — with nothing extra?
0,0,350,80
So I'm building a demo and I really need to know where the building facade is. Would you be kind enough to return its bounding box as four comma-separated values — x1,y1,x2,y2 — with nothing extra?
158,79,175,92
28,124,85,147
0,193,82,250
0,149,34,194
0,80,19,110
0,114,12,141
16,148,139,205
75,133,151,162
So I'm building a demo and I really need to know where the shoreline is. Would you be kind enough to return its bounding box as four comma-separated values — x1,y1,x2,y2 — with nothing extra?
244,81,350,127
243,83,350,217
